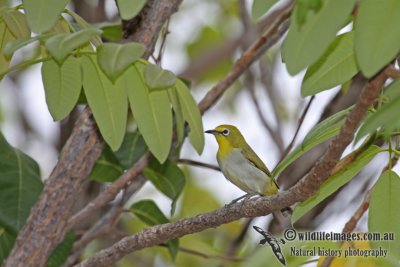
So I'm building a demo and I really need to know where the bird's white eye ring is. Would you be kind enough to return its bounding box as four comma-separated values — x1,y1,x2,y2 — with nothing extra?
222,129,230,136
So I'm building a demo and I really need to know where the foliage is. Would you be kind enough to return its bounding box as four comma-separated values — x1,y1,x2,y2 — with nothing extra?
1,0,400,266
0,134,43,261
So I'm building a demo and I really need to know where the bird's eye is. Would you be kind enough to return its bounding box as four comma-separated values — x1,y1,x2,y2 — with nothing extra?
221,129,230,136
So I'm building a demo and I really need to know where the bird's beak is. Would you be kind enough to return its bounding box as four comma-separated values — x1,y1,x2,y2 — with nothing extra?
205,129,218,135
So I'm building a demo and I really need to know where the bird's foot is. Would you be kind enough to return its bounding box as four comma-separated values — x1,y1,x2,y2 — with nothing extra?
226,193,259,206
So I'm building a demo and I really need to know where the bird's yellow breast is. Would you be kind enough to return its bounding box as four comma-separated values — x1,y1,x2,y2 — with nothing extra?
215,134,234,160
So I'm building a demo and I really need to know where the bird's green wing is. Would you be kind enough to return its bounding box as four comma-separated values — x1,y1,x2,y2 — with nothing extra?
241,144,279,188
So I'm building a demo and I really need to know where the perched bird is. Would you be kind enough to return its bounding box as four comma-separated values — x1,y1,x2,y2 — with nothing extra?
205,124,279,199
205,124,291,225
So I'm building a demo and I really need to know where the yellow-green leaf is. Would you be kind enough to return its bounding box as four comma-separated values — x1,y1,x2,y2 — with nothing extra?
356,80,400,142
282,0,355,75
0,22,16,76
301,31,358,96
355,0,400,78
144,63,176,90
41,57,82,121
273,107,352,177
292,145,383,224
122,63,172,163
167,87,185,146
116,0,147,20
369,170,400,261
2,9,30,38
97,42,145,82
23,0,69,33
45,28,103,64
251,0,278,21
175,79,204,154
82,55,128,150
65,10,102,47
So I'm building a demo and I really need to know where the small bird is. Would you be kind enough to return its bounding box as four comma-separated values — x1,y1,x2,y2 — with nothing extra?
205,124,279,200
205,124,291,226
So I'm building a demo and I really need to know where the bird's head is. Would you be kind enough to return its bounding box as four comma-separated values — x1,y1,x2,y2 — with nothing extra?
205,124,246,148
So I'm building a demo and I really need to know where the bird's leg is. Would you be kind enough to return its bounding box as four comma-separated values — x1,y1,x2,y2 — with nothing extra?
228,193,259,205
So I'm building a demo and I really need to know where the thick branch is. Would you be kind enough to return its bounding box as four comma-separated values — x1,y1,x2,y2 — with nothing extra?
3,1,182,266
75,67,390,267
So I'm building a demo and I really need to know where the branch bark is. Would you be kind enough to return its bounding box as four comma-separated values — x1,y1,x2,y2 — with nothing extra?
74,65,390,267
3,1,182,266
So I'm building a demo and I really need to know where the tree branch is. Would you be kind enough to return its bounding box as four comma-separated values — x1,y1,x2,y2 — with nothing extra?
74,66,390,267
67,154,149,228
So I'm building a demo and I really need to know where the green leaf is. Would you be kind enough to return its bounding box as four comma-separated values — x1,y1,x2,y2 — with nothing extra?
0,133,43,261
356,80,400,142
384,79,400,100
114,131,147,169
355,0,400,78
292,145,383,223
97,43,145,82
116,0,147,20
167,87,185,147
65,10,102,47
82,55,128,151
88,146,123,183
273,108,352,177
41,56,82,121
282,0,355,75
369,170,400,260
0,230,15,262
144,63,177,90
130,199,179,260
122,63,172,163
130,199,169,225
99,23,122,42
23,0,69,33
175,79,204,154
45,28,103,64
3,34,51,58
143,159,186,215
2,9,30,38
51,17,71,34
251,0,278,21
295,0,323,26
301,31,358,96
47,231,75,267
0,22,16,75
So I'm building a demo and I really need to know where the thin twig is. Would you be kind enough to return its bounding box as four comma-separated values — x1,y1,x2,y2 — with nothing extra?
67,154,150,228
223,218,253,258
198,0,293,114
279,96,315,162
159,244,244,262
386,65,400,79
247,72,285,153
64,177,146,266
155,19,170,65
259,57,284,147
177,159,220,172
